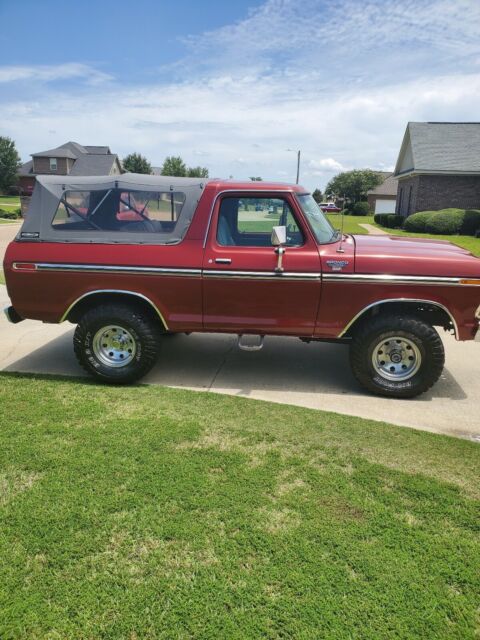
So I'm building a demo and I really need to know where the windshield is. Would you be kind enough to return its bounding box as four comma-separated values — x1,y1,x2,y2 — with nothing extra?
296,194,337,244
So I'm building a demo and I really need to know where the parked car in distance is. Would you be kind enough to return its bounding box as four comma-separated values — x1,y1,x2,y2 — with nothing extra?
319,202,341,213
4,174,480,398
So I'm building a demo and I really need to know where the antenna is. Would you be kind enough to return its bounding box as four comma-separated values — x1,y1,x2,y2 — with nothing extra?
336,193,345,253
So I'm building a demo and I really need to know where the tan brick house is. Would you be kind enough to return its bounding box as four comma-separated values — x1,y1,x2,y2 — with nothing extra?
394,122,480,217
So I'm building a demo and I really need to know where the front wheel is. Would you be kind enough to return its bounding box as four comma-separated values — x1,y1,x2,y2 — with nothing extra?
350,315,445,398
73,304,161,384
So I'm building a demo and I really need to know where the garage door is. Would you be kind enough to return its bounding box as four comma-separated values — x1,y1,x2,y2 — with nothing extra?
374,199,396,214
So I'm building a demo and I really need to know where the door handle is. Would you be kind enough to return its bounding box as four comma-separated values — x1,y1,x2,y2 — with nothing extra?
215,258,232,264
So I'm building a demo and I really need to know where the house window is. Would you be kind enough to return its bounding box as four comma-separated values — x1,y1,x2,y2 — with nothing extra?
397,187,403,215
407,186,413,214
49,158,58,171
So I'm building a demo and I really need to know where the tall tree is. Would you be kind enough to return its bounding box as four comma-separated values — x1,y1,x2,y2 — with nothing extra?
324,169,382,203
312,188,323,203
161,156,187,177
122,152,152,174
0,136,21,193
186,166,209,178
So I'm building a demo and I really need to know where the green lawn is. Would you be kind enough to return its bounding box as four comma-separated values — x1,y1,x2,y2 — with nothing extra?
0,374,478,639
0,270,4,285
0,195,20,206
326,213,373,234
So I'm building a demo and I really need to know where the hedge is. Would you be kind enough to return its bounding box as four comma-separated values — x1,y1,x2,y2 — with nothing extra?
350,201,370,216
374,213,403,229
404,208,480,236
0,208,21,219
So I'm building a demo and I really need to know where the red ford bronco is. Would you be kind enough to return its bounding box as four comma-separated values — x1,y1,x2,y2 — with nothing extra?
4,174,480,397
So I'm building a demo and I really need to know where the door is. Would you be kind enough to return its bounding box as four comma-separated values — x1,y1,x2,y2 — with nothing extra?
202,192,321,335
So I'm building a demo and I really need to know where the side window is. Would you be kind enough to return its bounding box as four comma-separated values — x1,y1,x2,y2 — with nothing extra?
217,197,304,247
51,189,185,233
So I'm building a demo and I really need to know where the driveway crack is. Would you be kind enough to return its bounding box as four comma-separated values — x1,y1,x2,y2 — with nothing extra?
208,338,236,390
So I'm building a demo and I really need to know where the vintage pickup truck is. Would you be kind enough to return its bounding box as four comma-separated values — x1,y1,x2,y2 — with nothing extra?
4,174,480,397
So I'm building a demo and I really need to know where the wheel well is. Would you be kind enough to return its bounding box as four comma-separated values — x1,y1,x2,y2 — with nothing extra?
343,300,456,338
63,291,168,330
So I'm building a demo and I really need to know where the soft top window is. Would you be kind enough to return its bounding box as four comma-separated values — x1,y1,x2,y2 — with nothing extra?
52,189,186,235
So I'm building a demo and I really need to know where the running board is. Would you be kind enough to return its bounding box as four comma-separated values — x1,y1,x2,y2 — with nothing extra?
238,334,264,351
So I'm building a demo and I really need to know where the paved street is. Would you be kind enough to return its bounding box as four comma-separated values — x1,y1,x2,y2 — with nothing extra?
1,281,479,440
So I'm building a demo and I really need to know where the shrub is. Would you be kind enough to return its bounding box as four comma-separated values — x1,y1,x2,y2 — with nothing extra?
403,211,434,232
403,208,480,236
0,208,21,219
374,213,403,228
461,209,480,235
350,201,370,216
425,210,464,235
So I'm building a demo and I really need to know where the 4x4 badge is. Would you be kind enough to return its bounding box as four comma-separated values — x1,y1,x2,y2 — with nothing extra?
326,259,349,271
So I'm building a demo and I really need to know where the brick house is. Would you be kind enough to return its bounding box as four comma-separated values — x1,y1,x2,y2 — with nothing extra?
394,122,480,217
367,172,397,214
18,141,122,213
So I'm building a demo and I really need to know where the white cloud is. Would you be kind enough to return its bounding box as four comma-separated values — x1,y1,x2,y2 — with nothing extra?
1,0,480,189
0,63,112,85
308,158,347,174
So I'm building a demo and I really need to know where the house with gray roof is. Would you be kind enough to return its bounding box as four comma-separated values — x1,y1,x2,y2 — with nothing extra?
367,172,397,214
18,141,122,197
393,122,480,217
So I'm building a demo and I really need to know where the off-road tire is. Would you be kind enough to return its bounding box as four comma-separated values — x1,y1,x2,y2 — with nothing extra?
350,314,445,398
73,304,161,384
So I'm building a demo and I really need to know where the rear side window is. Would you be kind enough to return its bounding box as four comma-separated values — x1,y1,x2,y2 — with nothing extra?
52,189,186,234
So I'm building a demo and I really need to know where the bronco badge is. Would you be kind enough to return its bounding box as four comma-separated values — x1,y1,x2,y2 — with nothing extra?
326,259,349,271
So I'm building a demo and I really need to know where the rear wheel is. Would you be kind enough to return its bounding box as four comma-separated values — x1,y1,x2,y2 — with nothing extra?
73,304,162,384
350,315,445,398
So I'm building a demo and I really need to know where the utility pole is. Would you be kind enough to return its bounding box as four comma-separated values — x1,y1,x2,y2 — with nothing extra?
287,149,301,184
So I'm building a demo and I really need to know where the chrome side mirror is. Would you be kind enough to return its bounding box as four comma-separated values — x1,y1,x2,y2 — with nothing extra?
271,225,287,246
271,225,287,273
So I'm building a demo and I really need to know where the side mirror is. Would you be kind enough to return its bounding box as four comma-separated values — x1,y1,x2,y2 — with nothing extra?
271,225,287,246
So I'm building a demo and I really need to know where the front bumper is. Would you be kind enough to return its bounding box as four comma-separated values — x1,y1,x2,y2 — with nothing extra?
3,306,23,324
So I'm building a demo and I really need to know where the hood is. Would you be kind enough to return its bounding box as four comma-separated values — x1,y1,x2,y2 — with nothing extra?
353,234,480,278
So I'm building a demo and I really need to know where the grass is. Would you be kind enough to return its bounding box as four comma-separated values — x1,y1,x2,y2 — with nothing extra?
0,373,478,639
0,270,4,285
326,213,373,234
0,195,20,206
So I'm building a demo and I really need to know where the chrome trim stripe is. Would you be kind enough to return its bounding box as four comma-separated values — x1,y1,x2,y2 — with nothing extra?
30,263,201,277
203,269,320,280
338,298,459,339
323,273,461,285
13,262,477,287
59,289,169,328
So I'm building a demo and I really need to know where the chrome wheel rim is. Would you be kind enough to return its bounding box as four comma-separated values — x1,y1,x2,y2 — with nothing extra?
371,336,421,382
92,324,136,368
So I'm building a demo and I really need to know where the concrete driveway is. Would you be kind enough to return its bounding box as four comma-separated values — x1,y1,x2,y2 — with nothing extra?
1,282,479,440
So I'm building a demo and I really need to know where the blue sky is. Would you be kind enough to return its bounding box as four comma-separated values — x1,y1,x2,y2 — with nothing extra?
1,0,479,189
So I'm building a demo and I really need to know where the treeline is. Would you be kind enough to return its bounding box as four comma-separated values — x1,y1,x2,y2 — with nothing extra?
122,153,209,178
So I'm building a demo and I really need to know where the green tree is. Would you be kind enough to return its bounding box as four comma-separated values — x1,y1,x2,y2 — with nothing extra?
186,166,209,178
312,188,323,203
324,169,382,204
0,136,21,193
161,156,187,177
249,176,263,181
122,152,152,174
